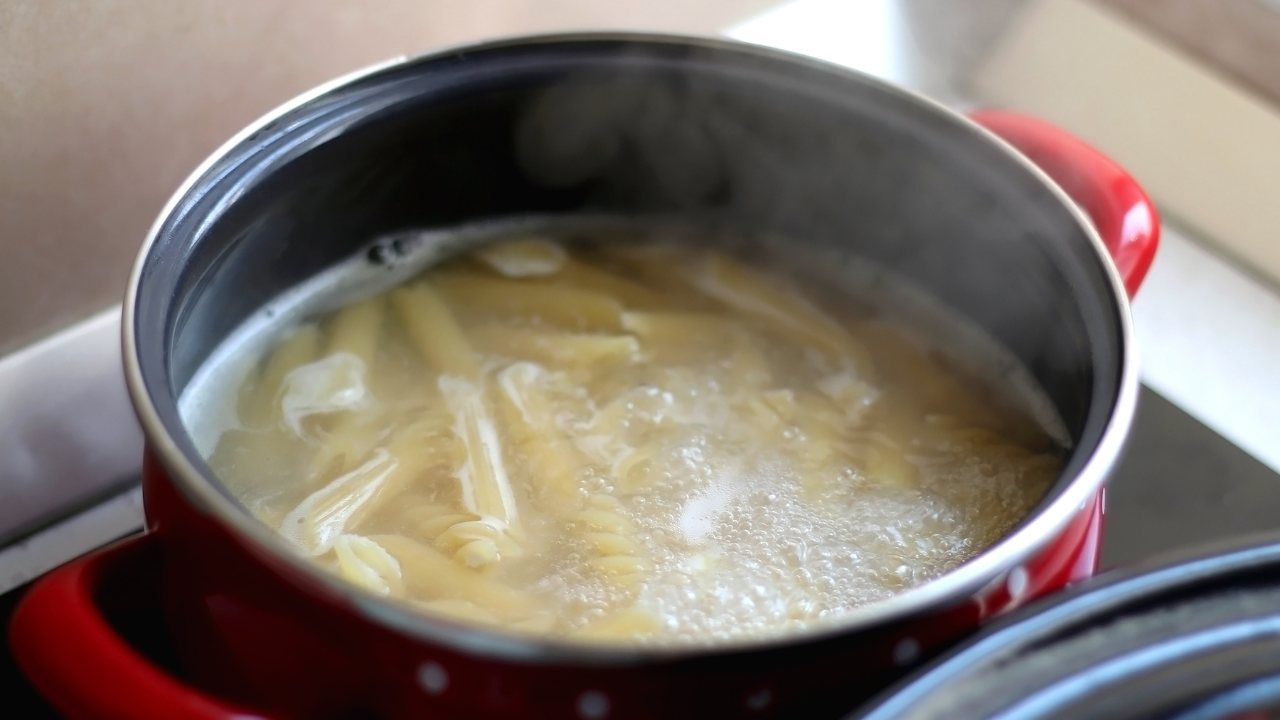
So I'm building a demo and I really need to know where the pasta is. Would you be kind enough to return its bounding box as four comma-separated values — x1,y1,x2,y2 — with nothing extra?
620,311,739,361
372,534,540,617
575,494,650,586
433,273,624,331
474,236,566,277
198,232,1061,644
389,282,521,568
242,324,322,427
470,325,640,369
390,282,478,380
576,607,663,640
333,534,402,596
496,362,586,503
326,296,385,363
552,258,674,310
690,251,875,375
280,449,398,556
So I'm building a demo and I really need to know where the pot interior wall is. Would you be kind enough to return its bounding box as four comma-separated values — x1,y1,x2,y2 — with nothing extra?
135,37,1124,506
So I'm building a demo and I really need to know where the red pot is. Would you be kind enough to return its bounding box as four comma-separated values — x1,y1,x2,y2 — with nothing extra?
10,34,1157,719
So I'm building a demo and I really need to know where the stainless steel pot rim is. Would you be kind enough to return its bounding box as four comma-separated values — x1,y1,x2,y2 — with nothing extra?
122,31,1138,664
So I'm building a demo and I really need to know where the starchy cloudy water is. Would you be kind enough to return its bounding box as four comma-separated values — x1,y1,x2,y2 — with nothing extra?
180,217,1063,644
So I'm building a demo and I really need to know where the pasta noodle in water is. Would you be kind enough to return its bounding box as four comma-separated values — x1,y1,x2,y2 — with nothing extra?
197,230,1062,645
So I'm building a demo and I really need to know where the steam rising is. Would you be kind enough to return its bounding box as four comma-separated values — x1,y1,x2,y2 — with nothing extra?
507,60,1094,448
515,73,733,208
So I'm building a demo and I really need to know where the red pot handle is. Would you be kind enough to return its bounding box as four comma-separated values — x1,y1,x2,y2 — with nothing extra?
9,533,268,720
969,110,1160,297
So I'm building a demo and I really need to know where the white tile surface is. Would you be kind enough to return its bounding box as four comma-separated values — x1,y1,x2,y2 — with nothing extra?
971,0,1280,287
1132,226,1280,473
0,486,143,593
0,308,143,540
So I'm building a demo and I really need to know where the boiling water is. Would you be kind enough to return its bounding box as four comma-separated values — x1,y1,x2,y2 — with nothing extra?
181,218,1063,644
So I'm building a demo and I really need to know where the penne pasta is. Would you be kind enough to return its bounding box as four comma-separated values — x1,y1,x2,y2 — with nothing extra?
551,258,674,309
470,325,639,369
433,273,624,331
390,281,479,379
621,311,729,341
311,295,384,465
326,295,385,364
594,243,711,302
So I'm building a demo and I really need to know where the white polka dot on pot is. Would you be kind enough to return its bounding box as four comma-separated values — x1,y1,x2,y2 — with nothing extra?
577,690,610,719
417,661,449,695
1007,566,1029,601
892,637,921,666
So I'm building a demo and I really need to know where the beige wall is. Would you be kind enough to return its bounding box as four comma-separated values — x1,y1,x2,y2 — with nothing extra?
0,0,772,354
